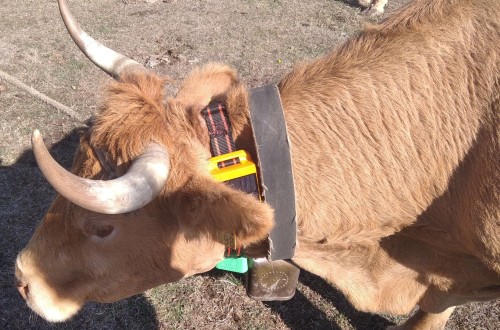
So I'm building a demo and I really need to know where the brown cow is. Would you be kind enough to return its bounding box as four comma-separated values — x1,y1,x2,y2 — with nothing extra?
15,0,499,328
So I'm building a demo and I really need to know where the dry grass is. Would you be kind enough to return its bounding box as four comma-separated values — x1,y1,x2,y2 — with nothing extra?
0,0,498,329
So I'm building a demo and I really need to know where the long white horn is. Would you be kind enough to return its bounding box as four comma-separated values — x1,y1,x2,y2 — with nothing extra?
32,130,169,214
58,0,144,79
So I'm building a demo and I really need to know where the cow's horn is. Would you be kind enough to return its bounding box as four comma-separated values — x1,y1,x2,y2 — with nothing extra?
32,130,170,214
58,0,144,79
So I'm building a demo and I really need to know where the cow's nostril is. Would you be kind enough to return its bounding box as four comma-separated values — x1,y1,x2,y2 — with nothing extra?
17,282,29,300
15,262,29,300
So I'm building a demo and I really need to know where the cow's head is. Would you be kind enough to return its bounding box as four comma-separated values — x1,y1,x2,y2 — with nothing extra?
15,0,273,322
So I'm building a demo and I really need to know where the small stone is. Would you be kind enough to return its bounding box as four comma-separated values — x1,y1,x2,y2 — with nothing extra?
160,55,171,64
146,57,161,68
0,84,6,92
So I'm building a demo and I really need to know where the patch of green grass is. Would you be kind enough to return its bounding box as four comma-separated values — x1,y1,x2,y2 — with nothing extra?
224,272,244,286
96,23,118,37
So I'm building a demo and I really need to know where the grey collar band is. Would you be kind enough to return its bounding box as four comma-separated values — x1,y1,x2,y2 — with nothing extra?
248,84,297,261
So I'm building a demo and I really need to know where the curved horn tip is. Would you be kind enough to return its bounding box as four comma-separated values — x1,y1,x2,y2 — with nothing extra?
58,0,145,79
32,129,42,143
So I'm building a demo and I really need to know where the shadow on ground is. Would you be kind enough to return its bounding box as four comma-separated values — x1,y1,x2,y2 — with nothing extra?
265,270,395,330
208,267,396,329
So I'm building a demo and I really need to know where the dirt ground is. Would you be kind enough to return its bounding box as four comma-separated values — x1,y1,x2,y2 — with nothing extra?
0,0,498,329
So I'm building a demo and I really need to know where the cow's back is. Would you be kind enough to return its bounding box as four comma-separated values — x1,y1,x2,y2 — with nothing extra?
279,0,499,246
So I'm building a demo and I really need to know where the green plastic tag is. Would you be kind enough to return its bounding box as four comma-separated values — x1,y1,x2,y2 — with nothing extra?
215,257,248,273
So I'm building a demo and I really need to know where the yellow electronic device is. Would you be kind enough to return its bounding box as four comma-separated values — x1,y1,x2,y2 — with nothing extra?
208,150,261,198
209,150,261,252
208,150,257,182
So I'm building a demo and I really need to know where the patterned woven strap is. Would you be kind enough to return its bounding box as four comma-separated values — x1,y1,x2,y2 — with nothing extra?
201,102,240,168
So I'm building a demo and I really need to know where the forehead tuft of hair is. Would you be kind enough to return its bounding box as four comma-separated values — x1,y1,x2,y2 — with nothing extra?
90,71,169,162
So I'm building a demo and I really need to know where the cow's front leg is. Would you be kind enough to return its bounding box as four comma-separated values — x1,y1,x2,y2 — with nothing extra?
388,307,455,330
363,0,388,16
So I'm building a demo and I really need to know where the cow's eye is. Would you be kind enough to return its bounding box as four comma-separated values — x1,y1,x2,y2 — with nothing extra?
94,225,114,238
83,221,115,238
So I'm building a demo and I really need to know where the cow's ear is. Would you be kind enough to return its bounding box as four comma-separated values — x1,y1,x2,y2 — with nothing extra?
175,63,239,112
174,63,251,143
175,177,274,247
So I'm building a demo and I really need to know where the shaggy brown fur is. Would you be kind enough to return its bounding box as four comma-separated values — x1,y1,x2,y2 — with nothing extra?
16,0,499,327
84,69,275,248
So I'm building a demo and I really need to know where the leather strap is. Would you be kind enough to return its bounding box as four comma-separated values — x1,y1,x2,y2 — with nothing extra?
248,84,297,261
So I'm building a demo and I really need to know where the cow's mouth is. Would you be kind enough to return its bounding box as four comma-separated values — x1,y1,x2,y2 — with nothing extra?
15,257,84,322
28,295,83,323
